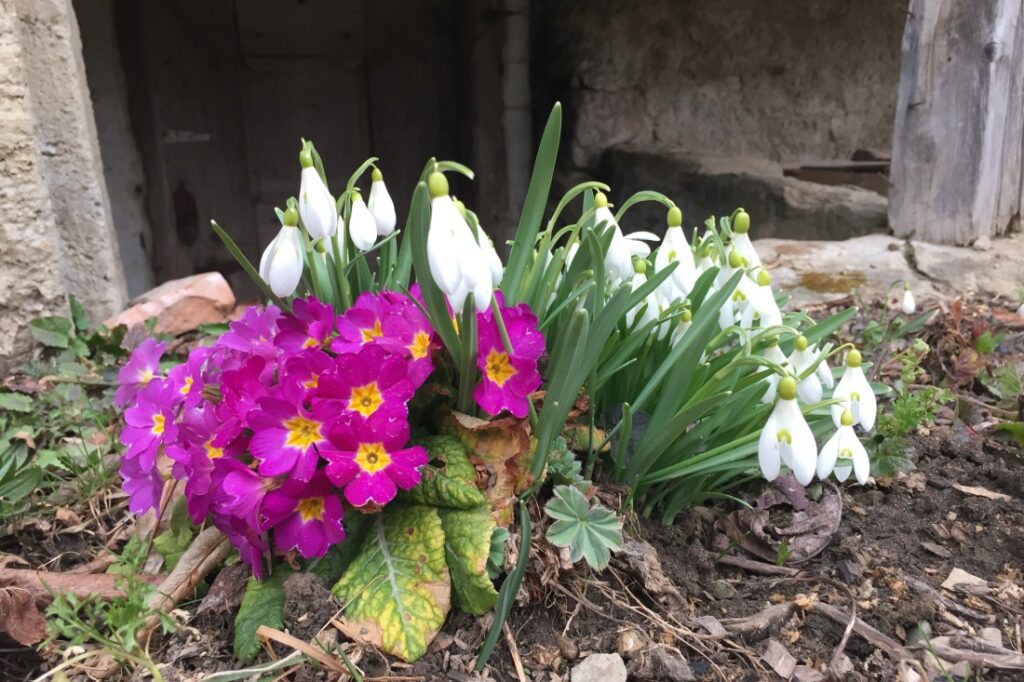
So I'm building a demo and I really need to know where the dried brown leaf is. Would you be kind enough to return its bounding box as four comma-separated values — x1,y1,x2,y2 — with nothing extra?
0,579,48,645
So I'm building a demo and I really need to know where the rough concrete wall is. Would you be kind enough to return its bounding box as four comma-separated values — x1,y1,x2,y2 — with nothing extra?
535,0,906,172
0,0,126,371
73,0,154,296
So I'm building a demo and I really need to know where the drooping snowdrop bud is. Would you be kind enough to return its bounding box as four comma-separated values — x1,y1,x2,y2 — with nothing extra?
476,226,504,288
670,308,692,347
367,167,396,236
718,249,747,330
259,206,304,298
348,190,377,252
426,172,492,313
817,409,870,484
655,205,697,302
297,143,338,240
696,242,718,276
758,376,817,485
730,208,761,268
737,268,782,329
789,335,823,404
625,258,662,332
901,282,916,315
596,192,632,284
831,348,876,431
759,338,791,403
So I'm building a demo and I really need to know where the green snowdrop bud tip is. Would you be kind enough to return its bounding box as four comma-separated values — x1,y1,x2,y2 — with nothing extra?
778,376,798,401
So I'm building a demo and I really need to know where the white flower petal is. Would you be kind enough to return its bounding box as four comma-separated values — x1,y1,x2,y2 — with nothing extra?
298,167,338,239
901,289,916,315
367,179,397,236
850,437,871,484
267,238,303,297
349,197,378,251
758,413,781,481
797,373,823,404
428,197,462,293
816,430,841,480
852,367,877,430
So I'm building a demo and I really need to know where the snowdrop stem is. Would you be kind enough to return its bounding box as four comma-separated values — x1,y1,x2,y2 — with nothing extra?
826,342,857,360
329,228,353,308
297,223,327,302
456,301,479,415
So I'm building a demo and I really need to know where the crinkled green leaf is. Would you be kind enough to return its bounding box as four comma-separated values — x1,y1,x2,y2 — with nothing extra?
440,508,498,615
0,393,32,413
29,317,72,349
487,527,509,580
307,511,371,583
544,485,623,570
403,435,486,509
333,505,449,662
234,566,292,663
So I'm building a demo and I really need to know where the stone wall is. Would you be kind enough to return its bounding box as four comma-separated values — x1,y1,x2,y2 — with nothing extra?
534,0,907,172
0,0,125,371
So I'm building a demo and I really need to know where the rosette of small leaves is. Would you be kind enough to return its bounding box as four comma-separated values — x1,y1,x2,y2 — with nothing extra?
544,484,623,570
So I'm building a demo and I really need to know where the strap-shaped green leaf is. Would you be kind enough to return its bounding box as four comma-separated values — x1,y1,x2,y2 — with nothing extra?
333,505,450,662
403,435,486,509
440,507,498,615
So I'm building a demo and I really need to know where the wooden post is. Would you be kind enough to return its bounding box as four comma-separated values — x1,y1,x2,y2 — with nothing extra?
889,0,1024,245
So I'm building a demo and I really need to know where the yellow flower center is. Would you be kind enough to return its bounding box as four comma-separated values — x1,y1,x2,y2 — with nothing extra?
302,336,319,349
180,376,194,396
283,416,324,450
361,320,384,343
348,382,383,417
303,374,319,390
485,349,517,387
204,440,224,460
354,442,392,474
140,368,154,385
297,496,325,523
409,331,431,360
151,413,165,435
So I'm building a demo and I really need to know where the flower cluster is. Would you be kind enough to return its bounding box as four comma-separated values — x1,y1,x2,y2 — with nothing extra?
116,288,545,574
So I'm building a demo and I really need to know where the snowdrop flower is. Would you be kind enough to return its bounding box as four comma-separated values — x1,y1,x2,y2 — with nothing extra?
759,339,791,403
259,207,304,297
758,376,817,485
625,260,664,335
729,208,761,268
717,249,747,330
737,268,783,329
367,168,396,236
297,143,338,240
595,192,660,285
817,409,870,484
348,190,377,252
901,283,916,315
655,205,697,301
831,348,876,431
670,308,692,347
477,226,504,288
426,172,491,313
814,344,835,389
788,335,823,404
696,241,718,276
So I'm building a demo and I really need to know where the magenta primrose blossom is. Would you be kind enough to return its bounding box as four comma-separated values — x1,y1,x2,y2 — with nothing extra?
473,298,545,418
116,293,444,576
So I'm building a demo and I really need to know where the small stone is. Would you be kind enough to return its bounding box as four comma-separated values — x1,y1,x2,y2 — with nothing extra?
949,660,972,680
105,272,235,334
571,653,627,682
792,664,826,682
972,235,992,251
711,579,737,600
836,559,864,583
555,633,579,661
616,628,646,658
979,627,1002,647
905,621,932,647
627,645,695,681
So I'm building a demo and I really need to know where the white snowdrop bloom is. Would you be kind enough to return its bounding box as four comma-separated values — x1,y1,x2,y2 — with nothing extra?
814,344,835,389
426,172,492,313
737,268,782,330
367,168,396,236
594,192,660,285
625,268,664,335
817,409,870,484
259,208,304,298
670,308,692,347
695,241,719,276
348,190,377,252
476,225,504,288
758,376,818,485
729,208,761,268
655,205,697,301
901,283,916,315
789,335,823,404
564,242,580,271
717,249,748,330
760,341,791,403
297,146,338,240
831,348,876,431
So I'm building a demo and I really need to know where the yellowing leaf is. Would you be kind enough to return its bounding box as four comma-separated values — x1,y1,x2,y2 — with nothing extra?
440,508,498,615
333,505,450,662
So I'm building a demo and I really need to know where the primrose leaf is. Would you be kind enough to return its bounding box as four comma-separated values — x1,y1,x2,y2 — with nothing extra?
234,566,292,663
0,393,33,413
29,317,73,349
333,505,450,662
544,485,623,570
402,435,486,509
440,507,499,615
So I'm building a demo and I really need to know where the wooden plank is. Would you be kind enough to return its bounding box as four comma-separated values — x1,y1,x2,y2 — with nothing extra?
889,0,1024,245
